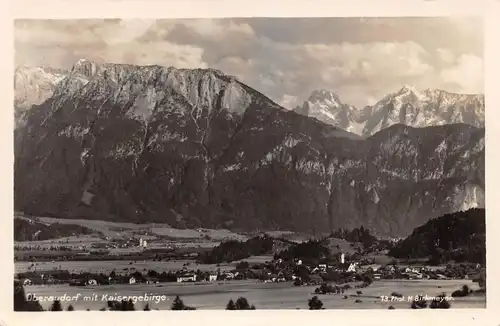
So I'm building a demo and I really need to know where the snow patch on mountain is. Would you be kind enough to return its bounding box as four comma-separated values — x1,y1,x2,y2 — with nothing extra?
294,85,484,137
14,66,68,127
14,66,67,108
294,89,366,134
361,85,484,136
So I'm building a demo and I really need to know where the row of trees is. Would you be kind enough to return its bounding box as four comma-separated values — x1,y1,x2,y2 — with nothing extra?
198,235,274,264
14,280,458,311
410,294,451,309
330,226,378,248
15,280,257,311
274,239,330,264
308,294,453,310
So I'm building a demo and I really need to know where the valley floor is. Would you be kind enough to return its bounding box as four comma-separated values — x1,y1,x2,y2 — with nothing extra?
22,279,484,311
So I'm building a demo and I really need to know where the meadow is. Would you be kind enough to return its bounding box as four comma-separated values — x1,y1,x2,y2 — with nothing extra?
24,279,485,311
15,256,275,274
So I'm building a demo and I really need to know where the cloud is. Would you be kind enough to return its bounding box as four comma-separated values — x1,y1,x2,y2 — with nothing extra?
14,17,483,108
280,94,299,109
437,48,456,64
14,19,207,69
441,54,484,94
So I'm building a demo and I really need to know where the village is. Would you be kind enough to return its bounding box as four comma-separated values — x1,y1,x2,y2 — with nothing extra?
16,250,483,289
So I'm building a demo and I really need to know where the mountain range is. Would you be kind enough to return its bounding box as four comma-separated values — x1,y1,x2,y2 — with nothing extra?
294,85,484,137
13,60,485,236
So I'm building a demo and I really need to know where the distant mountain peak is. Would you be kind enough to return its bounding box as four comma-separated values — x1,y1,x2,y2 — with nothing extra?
14,65,68,127
71,58,100,76
360,85,485,136
399,84,419,93
293,89,364,135
308,89,343,106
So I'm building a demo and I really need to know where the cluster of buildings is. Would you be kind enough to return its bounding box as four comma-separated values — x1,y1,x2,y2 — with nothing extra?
16,244,482,289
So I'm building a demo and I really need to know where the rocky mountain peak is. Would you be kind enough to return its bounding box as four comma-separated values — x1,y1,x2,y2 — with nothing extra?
13,61,485,236
49,60,253,119
294,85,484,137
14,65,68,127
308,89,343,106
399,84,419,94
71,58,100,77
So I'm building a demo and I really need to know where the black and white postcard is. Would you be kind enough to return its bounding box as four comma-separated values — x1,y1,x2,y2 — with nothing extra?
2,1,499,326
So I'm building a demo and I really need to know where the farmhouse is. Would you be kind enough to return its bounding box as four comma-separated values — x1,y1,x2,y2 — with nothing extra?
129,276,137,284
144,277,159,284
208,273,218,282
223,272,235,280
405,267,420,274
86,279,98,286
347,263,358,273
407,272,423,280
23,279,32,286
41,274,56,285
382,265,396,273
363,264,381,272
177,273,197,283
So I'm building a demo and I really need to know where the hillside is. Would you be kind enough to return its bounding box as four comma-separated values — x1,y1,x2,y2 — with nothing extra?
14,60,484,236
388,208,485,264
14,217,100,241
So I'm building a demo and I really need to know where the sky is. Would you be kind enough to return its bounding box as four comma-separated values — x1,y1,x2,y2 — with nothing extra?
14,18,484,108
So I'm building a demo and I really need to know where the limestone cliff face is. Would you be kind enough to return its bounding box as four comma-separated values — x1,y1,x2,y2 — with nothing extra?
14,66,67,127
294,85,484,137
360,85,484,136
14,61,484,236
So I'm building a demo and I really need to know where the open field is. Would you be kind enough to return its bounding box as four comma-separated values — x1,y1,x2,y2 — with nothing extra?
15,235,111,249
15,256,275,274
24,279,485,311
16,215,250,241
16,260,221,274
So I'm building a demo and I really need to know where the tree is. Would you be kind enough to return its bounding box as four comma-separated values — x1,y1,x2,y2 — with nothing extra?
14,281,43,311
388,209,485,264
474,269,486,290
67,305,74,311
308,296,323,310
226,299,236,310
119,300,128,311
106,300,135,311
171,296,187,310
143,303,151,311
429,294,451,309
235,297,255,310
452,285,470,298
235,261,250,270
50,300,63,311
171,296,196,310
362,274,373,285
235,297,249,310
410,298,427,309
107,300,118,310
125,299,135,311
226,297,256,310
